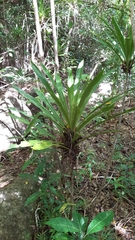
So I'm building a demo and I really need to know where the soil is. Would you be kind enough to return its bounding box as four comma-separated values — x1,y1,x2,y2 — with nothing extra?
0,97,135,240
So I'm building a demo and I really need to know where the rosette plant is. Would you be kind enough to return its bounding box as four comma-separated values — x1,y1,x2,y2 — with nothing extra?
13,60,126,185
12,60,135,204
95,17,134,74
13,60,122,155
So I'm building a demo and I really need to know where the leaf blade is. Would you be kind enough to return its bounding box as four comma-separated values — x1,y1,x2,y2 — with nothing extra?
46,217,80,233
86,211,114,235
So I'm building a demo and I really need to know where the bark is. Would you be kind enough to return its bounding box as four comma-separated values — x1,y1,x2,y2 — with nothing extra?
33,0,44,61
129,0,135,49
50,0,59,73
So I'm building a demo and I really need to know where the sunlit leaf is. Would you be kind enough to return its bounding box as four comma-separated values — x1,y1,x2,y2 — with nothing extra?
72,211,86,232
86,211,114,235
31,140,53,150
60,203,75,213
17,139,53,150
46,217,80,233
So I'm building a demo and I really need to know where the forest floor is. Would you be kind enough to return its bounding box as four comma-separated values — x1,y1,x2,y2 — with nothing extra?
0,97,135,240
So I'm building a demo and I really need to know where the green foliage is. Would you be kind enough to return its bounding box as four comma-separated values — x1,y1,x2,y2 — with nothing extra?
36,233,46,240
94,17,134,74
108,176,126,191
20,151,65,221
12,60,126,151
17,139,54,150
108,165,135,198
107,142,135,198
1,2,135,240
45,210,114,239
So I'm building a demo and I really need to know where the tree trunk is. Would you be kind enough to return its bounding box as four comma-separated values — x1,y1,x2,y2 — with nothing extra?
129,0,135,49
33,0,44,61
50,0,59,73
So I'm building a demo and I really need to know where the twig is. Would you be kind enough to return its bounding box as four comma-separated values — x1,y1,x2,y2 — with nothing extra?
0,120,18,143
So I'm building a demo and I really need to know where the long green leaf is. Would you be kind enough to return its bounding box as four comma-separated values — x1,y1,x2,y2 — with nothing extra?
75,94,123,138
13,85,65,132
34,122,58,139
102,17,125,56
72,70,105,127
78,70,104,110
74,105,113,141
67,61,84,119
70,70,112,131
94,18,134,65
67,66,84,129
108,106,135,119
125,26,134,64
9,107,32,118
19,173,39,181
8,112,30,125
13,85,46,112
105,32,125,60
21,156,36,171
24,191,42,206
76,105,135,143
111,18,126,56
40,65,67,108
55,73,66,104
46,218,80,233
31,63,70,124
69,105,81,130
86,211,114,235
94,36,123,61
74,60,84,92
67,68,75,119
34,88,65,128
72,211,86,232
41,62,55,84
73,62,85,108
23,112,41,137
32,63,55,94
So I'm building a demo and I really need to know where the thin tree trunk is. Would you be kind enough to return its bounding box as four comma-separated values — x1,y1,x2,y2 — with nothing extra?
50,0,59,73
33,0,44,61
3,0,8,49
129,0,135,49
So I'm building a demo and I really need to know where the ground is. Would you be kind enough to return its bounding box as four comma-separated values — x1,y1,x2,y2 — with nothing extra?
0,97,135,240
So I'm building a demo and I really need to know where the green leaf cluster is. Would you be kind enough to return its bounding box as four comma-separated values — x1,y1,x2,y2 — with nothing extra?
46,210,114,239
94,18,134,74
13,60,125,150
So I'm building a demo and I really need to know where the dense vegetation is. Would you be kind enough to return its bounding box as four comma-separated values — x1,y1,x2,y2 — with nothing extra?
1,0,135,239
